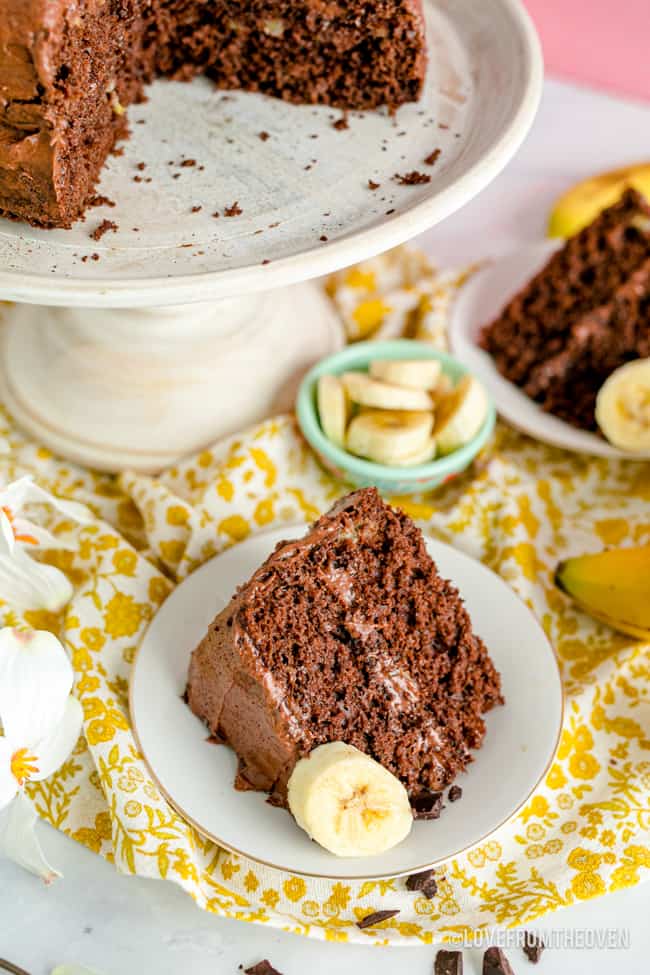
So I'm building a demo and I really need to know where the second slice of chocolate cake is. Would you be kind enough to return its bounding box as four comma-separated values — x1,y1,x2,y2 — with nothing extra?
187,488,503,808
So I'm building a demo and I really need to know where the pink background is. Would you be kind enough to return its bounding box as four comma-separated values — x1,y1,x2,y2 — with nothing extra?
524,0,650,101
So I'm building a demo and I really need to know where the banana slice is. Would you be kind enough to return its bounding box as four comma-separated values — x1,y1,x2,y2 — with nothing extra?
595,359,650,452
346,409,434,465
317,374,350,448
385,437,436,467
431,373,455,406
369,358,442,391
434,375,489,455
342,372,432,411
287,742,413,857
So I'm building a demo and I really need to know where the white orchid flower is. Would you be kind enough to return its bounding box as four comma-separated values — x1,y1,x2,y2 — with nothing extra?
0,476,90,613
0,627,83,882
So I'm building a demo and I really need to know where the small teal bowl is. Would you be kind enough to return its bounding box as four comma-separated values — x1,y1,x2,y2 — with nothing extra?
296,340,496,496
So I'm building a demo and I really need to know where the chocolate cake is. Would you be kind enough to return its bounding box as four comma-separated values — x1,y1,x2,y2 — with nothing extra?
187,488,503,808
0,1,427,228
480,189,650,431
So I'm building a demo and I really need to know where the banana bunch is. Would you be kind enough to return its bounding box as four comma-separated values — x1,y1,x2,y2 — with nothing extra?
287,742,413,856
548,162,650,238
596,359,650,452
555,545,650,641
317,358,489,467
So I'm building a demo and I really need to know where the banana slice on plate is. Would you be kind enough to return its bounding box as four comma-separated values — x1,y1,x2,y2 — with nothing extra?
548,163,650,238
317,374,350,448
287,742,413,857
369,358,442,391
342,371,432,411
347,409,434,465
595,359,650,452
434,375,489,455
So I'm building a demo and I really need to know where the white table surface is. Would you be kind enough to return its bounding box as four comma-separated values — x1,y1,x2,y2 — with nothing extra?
2,78,650,974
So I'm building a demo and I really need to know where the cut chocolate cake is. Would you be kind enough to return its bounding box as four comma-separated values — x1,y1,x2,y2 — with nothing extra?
0,1,427,228
480,189,650,431
186,488,503,808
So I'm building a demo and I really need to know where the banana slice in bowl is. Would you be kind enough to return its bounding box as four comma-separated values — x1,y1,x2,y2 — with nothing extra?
346,409,435,466
595,359,650,452
288,742,413,858
434,375,489,456
317,374,350,448
342,371,433,411
369,358,442,391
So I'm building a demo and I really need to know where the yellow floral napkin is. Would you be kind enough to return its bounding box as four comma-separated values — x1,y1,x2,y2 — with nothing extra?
1,247,649,945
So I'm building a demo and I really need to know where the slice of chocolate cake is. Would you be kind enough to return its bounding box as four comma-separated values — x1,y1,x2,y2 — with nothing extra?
187,488,503,808
0,1,427,228
480,189,650,431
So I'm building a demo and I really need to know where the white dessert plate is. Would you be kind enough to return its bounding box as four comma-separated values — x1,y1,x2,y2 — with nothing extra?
449,243,650,460
130,526,563,880
0,0,542,306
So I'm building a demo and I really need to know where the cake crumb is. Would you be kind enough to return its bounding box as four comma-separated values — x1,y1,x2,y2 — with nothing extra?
90,219,118,241
88,194,115,209
368,179,380,191
136,162,146,171
320,235,328,242
258,131,270,141
181,158,197,167
333,115,349,131
243,962,283,975
394,171,432,185
191,205,203,213
424,149,441,166
448,785,462,802
224,201,243,217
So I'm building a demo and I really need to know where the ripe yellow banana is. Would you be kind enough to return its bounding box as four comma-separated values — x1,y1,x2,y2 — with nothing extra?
548,163,650,238
555,545,650,641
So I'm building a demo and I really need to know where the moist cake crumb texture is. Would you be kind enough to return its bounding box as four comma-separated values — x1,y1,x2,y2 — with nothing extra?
0,0,427,228
481,189,650,431
187,488,503,808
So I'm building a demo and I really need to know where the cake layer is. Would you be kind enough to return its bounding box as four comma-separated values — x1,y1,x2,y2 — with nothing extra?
480,190,650,430
0,0,427,227
187,488,503,807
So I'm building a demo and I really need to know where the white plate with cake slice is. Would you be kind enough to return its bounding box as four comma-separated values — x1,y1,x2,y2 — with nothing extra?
130,524,563,880
449,243,650,460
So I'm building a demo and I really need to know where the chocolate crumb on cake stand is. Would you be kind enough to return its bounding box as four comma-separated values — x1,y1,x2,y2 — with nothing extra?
0,0,541,473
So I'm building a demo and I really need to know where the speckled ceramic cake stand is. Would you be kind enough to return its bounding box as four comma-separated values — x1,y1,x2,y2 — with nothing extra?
0,0,541,473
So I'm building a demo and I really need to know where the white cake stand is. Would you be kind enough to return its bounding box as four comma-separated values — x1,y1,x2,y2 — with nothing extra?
0,0,542,473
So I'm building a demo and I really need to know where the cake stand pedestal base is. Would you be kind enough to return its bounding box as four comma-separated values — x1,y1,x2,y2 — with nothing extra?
0,282,343,474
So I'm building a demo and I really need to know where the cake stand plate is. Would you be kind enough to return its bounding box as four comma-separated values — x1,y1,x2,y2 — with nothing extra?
0,0,542,471
449,244,650,460
130,528,563,881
